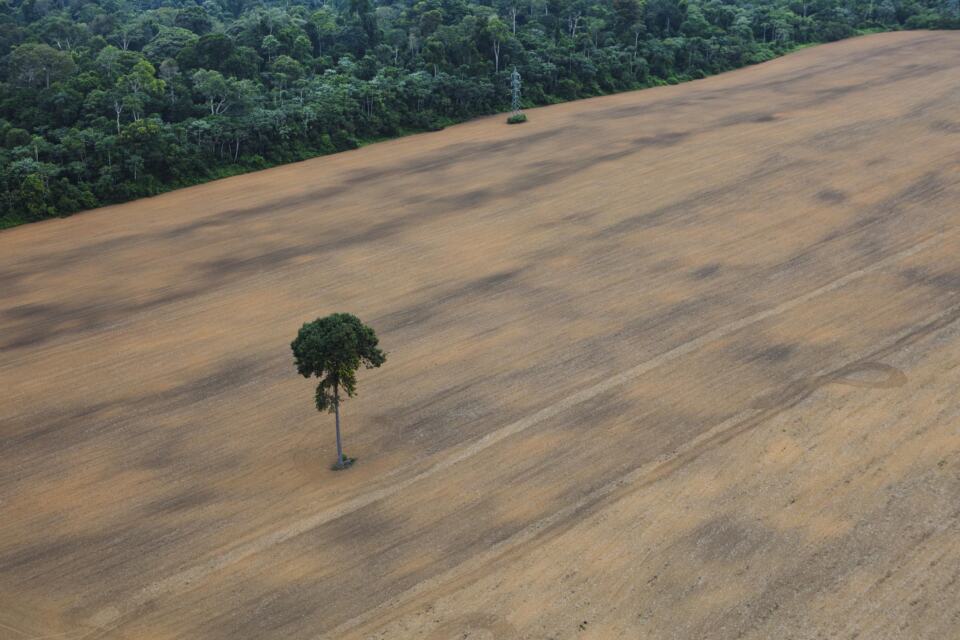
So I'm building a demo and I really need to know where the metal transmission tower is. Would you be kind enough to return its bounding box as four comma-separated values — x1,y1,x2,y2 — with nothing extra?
510,67,522,114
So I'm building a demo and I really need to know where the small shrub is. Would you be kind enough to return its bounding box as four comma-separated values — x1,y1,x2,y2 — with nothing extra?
506,113,527,125
331,456,357,471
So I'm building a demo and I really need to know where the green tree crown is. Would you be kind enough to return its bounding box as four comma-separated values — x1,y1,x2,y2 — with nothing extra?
291,313,386,412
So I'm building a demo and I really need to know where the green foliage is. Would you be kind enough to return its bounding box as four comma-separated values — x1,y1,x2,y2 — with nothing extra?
331,455,357,470
18,173,53,220
9,42,75,88
507,113,527,124
4,127,30,148
291,313,386,413
1,0,958,228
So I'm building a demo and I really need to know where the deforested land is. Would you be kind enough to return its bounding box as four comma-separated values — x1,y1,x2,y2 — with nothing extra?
3,30,960,639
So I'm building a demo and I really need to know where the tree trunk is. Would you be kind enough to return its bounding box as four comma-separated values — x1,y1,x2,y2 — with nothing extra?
334,386,344,467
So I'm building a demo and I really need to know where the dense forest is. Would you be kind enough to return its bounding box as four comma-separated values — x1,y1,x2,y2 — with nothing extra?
1,0,957,226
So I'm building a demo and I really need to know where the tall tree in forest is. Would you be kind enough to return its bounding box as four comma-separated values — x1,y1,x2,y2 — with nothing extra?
487,15,511,73
9,42,75,88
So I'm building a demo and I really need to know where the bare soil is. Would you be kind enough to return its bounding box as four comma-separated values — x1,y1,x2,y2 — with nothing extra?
3,30,960,639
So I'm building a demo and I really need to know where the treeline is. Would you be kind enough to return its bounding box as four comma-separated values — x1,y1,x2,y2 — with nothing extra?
1,0,958,226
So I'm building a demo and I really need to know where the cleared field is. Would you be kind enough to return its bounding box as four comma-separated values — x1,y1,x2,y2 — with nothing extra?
4,29,960,639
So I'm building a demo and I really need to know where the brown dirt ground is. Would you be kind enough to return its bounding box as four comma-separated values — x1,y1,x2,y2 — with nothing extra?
3,30,960,640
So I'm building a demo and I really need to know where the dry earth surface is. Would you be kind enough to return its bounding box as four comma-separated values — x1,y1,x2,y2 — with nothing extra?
4,30,960,640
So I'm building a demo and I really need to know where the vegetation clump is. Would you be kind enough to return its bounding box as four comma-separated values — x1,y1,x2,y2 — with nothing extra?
506,113,528,125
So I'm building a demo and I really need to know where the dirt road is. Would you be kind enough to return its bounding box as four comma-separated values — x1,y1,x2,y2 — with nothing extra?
3,30,960,639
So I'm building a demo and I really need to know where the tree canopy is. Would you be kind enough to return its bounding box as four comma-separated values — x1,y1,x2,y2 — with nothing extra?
291,312,386,412
1,0,957,227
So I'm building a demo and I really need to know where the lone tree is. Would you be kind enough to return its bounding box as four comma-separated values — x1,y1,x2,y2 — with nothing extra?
291,313,386,469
